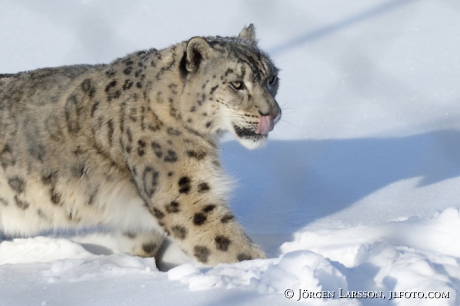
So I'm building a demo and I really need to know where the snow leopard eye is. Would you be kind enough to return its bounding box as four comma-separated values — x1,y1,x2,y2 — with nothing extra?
267,75,278,87
230,81,244,90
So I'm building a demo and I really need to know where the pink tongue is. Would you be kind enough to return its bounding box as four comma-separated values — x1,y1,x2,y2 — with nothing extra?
255,116,275,135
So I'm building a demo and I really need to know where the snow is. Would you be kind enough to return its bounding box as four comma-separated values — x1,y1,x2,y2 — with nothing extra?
1,0,460,305
0,237,95,265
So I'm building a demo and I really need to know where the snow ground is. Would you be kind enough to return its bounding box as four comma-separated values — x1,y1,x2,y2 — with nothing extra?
1,0,460,305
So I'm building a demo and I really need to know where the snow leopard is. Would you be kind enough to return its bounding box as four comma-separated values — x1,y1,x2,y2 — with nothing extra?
0,24,281,267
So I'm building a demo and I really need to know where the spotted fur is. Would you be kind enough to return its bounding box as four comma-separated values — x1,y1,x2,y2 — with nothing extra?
0,24,281,267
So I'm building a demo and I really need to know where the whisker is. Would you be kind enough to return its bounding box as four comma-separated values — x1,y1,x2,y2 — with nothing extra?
276,120,298,134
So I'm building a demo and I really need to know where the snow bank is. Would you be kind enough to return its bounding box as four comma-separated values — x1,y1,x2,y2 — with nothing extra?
282,207,460,267
168,252,357,305
0,235,157,283
44,254,157,283
168,208,459,305
0,237,94,264
2,209,458,305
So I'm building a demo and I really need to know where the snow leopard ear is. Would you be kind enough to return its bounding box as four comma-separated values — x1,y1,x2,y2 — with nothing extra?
238,24,256,40
185,37,213,73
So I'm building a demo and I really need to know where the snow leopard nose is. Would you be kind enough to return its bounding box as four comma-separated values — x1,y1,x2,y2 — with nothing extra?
258,110,276,117
273,111,281,124
258,110,281,124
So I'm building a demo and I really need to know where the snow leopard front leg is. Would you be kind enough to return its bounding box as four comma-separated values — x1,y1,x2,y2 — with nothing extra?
123,135,266,267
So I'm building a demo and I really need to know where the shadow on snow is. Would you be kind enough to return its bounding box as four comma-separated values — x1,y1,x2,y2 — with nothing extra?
222,129,460,233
